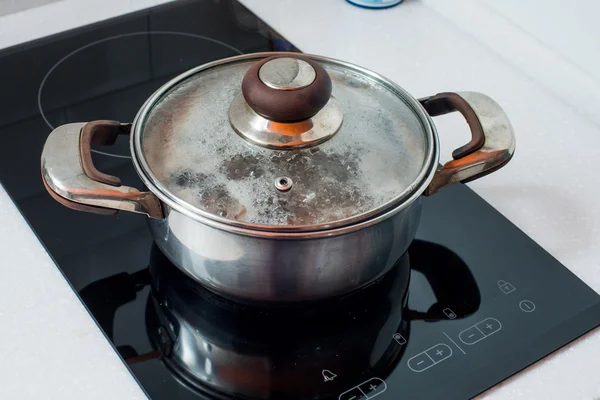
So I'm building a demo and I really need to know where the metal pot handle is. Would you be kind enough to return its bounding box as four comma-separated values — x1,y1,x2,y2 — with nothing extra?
41,120,163,218
419,92,516,195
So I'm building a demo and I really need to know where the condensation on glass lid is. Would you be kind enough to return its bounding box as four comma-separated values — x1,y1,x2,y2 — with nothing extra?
140,60,429,227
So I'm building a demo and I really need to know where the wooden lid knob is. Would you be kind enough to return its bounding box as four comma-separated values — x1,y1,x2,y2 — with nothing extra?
241,55,332,123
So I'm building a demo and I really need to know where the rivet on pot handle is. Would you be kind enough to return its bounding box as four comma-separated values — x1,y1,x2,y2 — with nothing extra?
41,120,163,218
419,92,516,196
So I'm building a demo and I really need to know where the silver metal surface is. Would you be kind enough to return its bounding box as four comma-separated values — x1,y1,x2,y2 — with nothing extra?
258,57,316,90
134,52,437,232
228,93,343,149
147,198,421,301
40,123,162,218
274,176,293,191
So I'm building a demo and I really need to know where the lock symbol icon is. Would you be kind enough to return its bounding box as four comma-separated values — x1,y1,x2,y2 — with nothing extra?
497,280,516,294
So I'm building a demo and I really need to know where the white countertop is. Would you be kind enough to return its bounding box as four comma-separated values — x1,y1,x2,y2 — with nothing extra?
1,0,600,399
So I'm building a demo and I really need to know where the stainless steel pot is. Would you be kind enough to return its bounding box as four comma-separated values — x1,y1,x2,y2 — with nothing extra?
41,52,515,302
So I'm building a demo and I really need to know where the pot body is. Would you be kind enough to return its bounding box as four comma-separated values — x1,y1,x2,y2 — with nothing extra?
148,198,422,302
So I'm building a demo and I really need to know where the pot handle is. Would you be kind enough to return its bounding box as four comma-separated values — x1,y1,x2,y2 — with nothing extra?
41,120,163,218
419,92,515,195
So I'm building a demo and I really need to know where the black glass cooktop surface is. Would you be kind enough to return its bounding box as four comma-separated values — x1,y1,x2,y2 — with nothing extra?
1,1,599,399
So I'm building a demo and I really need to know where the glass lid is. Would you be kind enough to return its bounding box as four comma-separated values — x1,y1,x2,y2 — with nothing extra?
134,53,435,231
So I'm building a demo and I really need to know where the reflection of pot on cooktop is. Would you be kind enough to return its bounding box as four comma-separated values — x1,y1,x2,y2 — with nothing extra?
141,240,480,399
78,239,480,400
145,244,410,400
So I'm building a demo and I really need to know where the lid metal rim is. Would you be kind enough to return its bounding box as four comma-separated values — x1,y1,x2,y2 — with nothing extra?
130,52,438,237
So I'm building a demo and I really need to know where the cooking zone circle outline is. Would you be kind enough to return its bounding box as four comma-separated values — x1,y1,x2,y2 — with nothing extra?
37,31,244,159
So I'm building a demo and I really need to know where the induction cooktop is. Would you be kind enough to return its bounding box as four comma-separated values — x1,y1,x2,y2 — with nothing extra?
1,1,599,399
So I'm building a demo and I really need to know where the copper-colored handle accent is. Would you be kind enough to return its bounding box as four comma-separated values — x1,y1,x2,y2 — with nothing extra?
80,120,131,186
241,55,332,123
42,177,117,215
125,350,162,365
41,121,164,218
420,93,485,159
420,92,516,196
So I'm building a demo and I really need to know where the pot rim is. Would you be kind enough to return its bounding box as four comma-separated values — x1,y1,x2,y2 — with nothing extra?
130,52,440,238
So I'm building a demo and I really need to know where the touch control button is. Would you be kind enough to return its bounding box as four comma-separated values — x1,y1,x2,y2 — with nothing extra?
408,343,453,372
358,378,387,398
407,353,434,372
459,318,503,345
339,378,386,399
519,300,535,312
425,344,452,363
339,388,367,400
459,326,485,345
497,280,516,294
476,318,502,336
